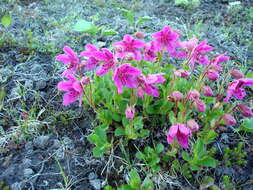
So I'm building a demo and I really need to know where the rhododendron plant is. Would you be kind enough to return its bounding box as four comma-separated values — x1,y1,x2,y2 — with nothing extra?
55,25,252,172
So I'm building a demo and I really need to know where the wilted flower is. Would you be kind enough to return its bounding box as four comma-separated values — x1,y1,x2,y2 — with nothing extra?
174,69,191,78
237,104,253,117
187,120,199,132
137,74,166,98
201,85,213,97
222,114,236,125
56,46,80,74
57,74,83,106
224,78,253,102
112,64,141,94
125,105,135,120
206,70,219,81
167,123,192,148
113,34,145,61
167,91,183,102
230,69,244,79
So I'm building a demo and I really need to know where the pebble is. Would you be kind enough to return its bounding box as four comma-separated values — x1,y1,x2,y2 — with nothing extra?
88,172,102,190
23,168,34,177
33,135,50,149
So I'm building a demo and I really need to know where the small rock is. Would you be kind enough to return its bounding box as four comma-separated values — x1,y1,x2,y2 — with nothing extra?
25,142,34,154
52,139,61,149
33,135,50,149
22,158,32,168
89,173,101,190
35,80,47,90
11,182,22,190
23,168,34,177
24,80,33,88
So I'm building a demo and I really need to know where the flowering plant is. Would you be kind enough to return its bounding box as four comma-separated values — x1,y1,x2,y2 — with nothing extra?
56,26,253,185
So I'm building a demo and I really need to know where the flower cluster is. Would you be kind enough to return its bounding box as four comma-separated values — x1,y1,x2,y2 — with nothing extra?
56,26,253,149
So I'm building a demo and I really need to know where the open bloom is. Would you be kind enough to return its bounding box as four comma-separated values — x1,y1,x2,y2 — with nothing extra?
167,91,183,102
112,64,141,94
137,74,166,98
57,74,84,106
112,34,145,61
125,105,135,120
152,26,180,56
80,44,100,70
201,85,213,97
186,90,200,101
230,69,244,79
194,99,206,112
167,123,192,148
187,120,199,132
56,46,80,74
224,78,253,102
93,48,116,76
237,104,253,117
180,38,213,68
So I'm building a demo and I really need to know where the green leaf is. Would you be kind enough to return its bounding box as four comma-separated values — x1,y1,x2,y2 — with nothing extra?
115,127,125,136
101,29,118,36
112,112,122,122
129,169,141,187
120,9,134,25
133,116,143,130
182,151,191,161
175,0,189,6
141,176,154,190
136,16,152,27
197,157,217,167
190,164,201,171
139,129,150,137
136,152,145,160
155,143,164,154
203,130,218,144
72,20,98,34
239,118,253,132
193,139,205,158
1,14,11,28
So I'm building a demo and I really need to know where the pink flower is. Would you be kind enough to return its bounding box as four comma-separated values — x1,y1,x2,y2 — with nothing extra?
222,114,236,125
112,64,141,94
230,69,244,79
206,70,219,81
186,90,200,101
134,31,145,39
187,120,199,132
194,99,206,112
174,69,191,78
80,44,100,69
224,78,253,102
237,104,253,118
56,46,79,73
143,41,157,61
93,48,116,76
201,85,213,97
180,38,213,68
167,123,192,148
112,34,145,61
57,74,84,106
152,26,180,56
137,74,166,98
125,105,135,120
167,91,183,102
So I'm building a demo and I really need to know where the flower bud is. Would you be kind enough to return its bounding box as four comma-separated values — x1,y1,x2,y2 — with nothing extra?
230,69,244,79
174,69,191,78
201,85,213,97
125,105,135,120
186,90,200,101
194,99,206,112
134,32,145,39
222,114,236,125
237,104,253,117
187,120,199,132
167,91,183,102
206,70,219,81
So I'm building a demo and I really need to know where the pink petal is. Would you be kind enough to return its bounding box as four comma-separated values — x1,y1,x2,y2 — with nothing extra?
62,91,78,105
56,54,71,64
57,81,73,91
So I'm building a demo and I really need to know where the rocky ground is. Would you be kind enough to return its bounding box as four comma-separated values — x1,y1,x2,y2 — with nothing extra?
0,0,253,189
